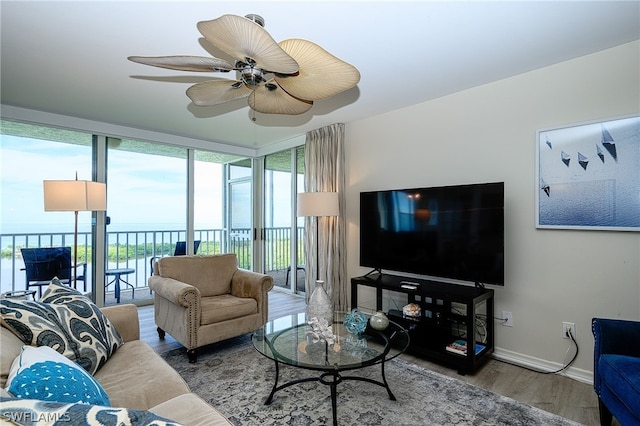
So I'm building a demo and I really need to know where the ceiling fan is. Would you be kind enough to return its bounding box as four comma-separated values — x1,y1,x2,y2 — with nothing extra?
128,14,360,115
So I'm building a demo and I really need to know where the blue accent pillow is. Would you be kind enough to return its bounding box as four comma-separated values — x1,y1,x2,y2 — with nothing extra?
6,345,110,406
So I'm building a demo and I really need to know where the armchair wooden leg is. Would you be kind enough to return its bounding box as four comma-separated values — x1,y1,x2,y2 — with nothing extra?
157,327,165,340
187,349,198,363
598,398,613,426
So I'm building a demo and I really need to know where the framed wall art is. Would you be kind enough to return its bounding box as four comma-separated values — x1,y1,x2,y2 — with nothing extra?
536,115,640,231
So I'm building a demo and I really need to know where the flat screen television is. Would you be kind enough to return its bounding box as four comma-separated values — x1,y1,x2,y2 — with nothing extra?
360,182,504,286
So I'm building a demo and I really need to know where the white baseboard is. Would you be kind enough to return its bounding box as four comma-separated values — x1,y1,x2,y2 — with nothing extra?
492,347,593,385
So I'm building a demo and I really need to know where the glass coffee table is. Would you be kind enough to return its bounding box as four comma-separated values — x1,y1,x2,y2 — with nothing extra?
252,312,410,426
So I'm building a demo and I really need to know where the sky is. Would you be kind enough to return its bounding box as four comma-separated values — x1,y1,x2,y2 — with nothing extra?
1,134,296,236
0,135,220,233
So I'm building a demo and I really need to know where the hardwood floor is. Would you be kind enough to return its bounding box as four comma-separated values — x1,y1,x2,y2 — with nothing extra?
137,289,602,425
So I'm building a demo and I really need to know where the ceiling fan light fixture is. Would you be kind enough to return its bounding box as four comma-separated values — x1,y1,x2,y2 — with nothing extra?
240,65,266,86
129,13,359,116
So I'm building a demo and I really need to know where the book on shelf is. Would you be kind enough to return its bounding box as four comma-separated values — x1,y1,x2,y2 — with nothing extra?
445,339,486,356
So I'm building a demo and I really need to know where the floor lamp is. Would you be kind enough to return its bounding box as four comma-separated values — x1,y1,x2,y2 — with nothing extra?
43,177,107,289
296,192,339,282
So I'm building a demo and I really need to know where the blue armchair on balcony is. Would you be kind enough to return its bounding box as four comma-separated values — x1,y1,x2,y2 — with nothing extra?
21,247,87,297
592,318,640,426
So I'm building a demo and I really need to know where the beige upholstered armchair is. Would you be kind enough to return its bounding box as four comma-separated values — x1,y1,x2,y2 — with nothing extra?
148,253,274,362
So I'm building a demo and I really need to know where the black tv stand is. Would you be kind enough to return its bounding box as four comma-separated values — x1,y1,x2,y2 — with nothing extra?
351,273,494,374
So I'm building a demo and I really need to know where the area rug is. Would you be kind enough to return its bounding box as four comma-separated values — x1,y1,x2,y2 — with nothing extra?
161,336,583,426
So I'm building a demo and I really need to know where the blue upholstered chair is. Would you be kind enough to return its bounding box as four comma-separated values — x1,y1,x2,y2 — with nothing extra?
592,318,640,426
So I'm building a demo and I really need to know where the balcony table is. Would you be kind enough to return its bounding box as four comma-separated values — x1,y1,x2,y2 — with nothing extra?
105,268,135,303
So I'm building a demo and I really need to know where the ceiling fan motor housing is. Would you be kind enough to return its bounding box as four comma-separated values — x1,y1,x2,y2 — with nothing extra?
238,60,267,86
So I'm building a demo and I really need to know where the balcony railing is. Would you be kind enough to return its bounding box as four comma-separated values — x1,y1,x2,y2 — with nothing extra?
0,227,304,295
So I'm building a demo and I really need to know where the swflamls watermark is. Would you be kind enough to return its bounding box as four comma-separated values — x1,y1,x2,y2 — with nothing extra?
1,412,72,422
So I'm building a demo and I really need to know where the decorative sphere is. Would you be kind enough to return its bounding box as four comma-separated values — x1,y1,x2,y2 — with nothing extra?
369,311,389,331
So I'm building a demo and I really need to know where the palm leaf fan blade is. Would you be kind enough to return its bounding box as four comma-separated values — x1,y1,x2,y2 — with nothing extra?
197,15,298,75
186,80,253,106
275,39,360,101
248,81,313,115
128,55,233,72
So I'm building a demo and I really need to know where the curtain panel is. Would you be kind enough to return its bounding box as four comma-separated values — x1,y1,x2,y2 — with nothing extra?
304,123,347,311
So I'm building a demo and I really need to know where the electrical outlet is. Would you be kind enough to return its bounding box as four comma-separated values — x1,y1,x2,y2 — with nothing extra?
502,311,513,327
562,322,575,339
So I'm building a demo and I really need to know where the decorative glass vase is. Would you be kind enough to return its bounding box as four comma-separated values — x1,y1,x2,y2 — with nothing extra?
306,280,333,326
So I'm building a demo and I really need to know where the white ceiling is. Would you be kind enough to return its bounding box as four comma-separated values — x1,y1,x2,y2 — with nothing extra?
1,1,639,153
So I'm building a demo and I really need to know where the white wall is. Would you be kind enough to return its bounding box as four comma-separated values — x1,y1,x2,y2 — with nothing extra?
345,41,640,382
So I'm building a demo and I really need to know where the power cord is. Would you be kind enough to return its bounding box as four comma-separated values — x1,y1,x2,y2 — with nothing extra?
495,327,579,375
494,315,509,325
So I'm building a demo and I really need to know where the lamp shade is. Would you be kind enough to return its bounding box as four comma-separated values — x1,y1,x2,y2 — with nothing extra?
297,192,339,217
43,180,107,212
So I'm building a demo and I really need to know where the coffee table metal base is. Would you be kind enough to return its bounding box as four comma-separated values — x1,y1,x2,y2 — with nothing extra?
264,358,396,426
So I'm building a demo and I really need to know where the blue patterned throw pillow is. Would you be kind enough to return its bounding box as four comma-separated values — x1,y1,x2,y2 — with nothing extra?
0,279,123,375
6,345,110,406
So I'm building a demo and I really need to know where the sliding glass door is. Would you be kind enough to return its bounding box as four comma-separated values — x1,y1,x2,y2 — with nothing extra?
1,118,305,304
104,137,187,305
194,151,224,257
0,120,95,294
263,147,306,293
227,160,253,270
